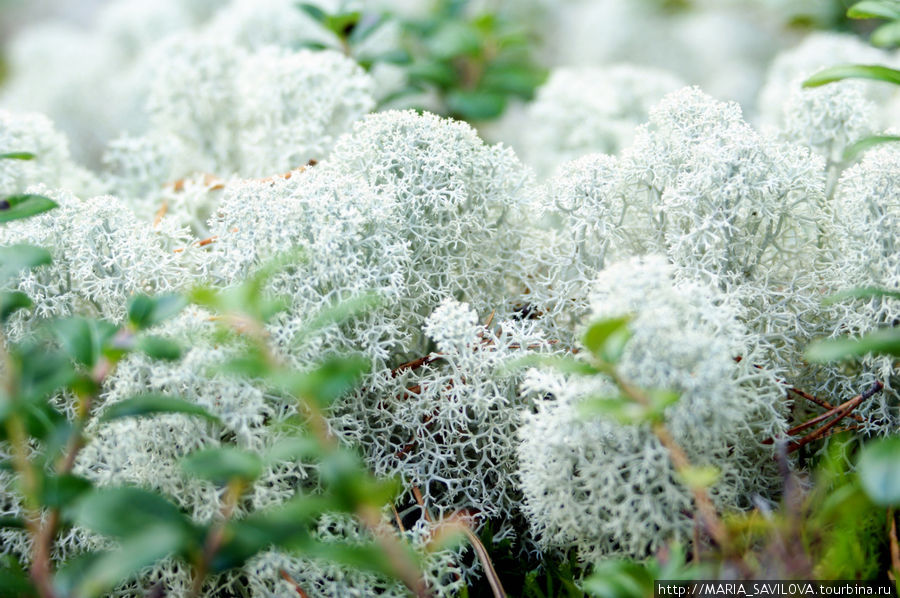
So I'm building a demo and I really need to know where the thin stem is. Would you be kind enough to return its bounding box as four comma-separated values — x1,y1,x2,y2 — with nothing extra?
356,504,429,598
607,368,729,548
190,481,244,598
890,509,900,585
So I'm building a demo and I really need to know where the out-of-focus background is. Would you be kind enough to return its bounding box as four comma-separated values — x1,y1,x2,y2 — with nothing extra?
0,0,885,178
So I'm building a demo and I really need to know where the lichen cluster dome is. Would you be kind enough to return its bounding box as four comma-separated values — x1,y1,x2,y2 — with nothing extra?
518,256,787,561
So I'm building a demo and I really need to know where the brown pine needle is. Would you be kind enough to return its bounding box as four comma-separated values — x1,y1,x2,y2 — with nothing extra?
787,382,883,453
279,570,311,598
787,386,865,424
174,235,219,253
412,485,433,523
392,505,406,532
152,200,168,227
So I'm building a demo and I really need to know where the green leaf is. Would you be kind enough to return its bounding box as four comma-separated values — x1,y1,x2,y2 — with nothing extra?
348,13,386,44
277,355,368,407
480,64,546,98
446,89,507,120
74,487,193,539
324,11,361,38
847,1,900,20
872,19,900,46
99,394,220,424
0,397,70,443
190,260,291,323
0,517,25,529
295,293,381,339
427,21,482,59
40,474,92,509
805,328,900,362
858,436,900,506
678,465,720,489
582,316,632,364
13,344,74,403
264,437,323,465
181,447,263,484
0,244,51,283
0,559,36,598
289,539,399,578
584,560,654,598
503,354,599,376
358,47,412,67
0,194,58,223
578,396,650,425
72,527,184,598
317,449,368,505
843,135,900,160
825,286,900,304
127,293,187,330
50,318,118,368
0,152,35,161
803,64,900,87
220,350,271,379
211,495,334,572
0,291,31,322
406,61,457,87
297,3,327,23
648,389,681,413
135,335,182,361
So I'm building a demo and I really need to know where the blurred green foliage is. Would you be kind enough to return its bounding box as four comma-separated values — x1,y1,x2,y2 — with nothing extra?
298,0,547,122
0,170,427,597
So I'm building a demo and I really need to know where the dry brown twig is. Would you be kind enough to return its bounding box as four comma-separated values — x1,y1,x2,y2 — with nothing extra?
785,381,883,454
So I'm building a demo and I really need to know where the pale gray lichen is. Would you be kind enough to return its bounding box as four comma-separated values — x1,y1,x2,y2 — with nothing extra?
617,87,830,372
246,513,466,598
523,88,833,377
777,83,877,169
76,307,312,522
0,187,192,340
520,153,652,338
325,110,536,330
336,299,560,539
757,32,900,131
0,109,102,197
818,145,900,432
206,166,412,370
517,256,787,562
103,36,375,227
518,65,685,176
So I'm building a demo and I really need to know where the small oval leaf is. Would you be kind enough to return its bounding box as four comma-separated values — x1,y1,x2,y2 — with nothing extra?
0,244,52,283
805,328,900,362
0,194,58,223
0,291,32,322
804,64,900,87
75,487,192,539
181,447,263,484
100,394,220,423
73,527,185,598
127,293,187,330
843,135,900,160
135,335,182,361
858,437,900,506
582,316,632,364
847,0,900,20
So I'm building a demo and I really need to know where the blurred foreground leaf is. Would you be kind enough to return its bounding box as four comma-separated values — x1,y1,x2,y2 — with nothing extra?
0,194,57,223
858,436,900,506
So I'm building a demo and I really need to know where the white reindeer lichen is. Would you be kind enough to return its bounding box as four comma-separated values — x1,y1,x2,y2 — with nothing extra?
518,256,787,562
